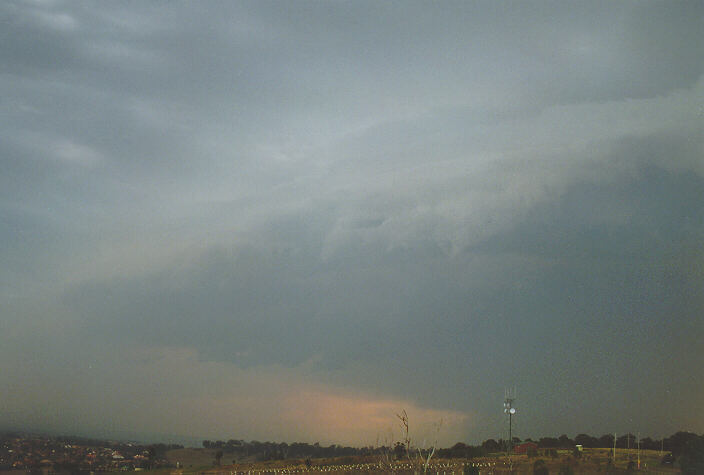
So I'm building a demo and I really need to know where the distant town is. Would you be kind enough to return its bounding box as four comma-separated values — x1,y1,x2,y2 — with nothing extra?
0,433,179,472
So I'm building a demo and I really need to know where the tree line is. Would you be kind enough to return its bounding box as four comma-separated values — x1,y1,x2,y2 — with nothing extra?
202,439,363,461
202,431,703,462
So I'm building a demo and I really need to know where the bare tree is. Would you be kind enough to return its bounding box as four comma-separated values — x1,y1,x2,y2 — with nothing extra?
396,409,443,474
417,418,442,474
397,410,413,462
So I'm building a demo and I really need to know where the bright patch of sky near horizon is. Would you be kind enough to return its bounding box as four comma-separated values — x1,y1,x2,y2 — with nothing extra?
1,0,703,446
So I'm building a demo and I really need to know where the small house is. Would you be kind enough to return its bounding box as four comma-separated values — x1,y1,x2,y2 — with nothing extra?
514,442,538,454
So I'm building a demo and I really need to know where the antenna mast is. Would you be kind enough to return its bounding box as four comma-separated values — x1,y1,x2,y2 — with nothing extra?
503,388,517,455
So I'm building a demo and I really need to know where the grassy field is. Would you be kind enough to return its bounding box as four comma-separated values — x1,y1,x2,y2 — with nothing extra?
164,447,267,470
156,447,681,474
165,447,239,468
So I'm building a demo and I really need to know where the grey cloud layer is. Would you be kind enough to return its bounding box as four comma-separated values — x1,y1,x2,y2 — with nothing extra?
1,0,703,443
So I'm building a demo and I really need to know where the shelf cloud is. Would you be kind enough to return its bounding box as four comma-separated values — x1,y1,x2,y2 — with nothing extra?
1,0,702,445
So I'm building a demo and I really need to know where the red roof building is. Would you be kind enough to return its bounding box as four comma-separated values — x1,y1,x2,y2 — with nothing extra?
514,442,538,454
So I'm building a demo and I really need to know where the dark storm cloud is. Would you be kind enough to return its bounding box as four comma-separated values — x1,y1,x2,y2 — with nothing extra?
1,0,703,444
59,160,703,434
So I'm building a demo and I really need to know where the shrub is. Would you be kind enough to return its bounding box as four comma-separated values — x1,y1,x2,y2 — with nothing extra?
533,459,548,475
463,465,479,475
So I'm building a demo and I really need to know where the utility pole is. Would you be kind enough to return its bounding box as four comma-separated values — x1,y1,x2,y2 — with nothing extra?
637,433,640,470
613,433,617,463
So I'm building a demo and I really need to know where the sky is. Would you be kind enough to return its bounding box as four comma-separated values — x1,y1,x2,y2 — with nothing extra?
1,0,703,447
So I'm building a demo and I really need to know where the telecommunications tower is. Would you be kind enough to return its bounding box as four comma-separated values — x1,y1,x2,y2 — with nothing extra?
503,388,517,455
